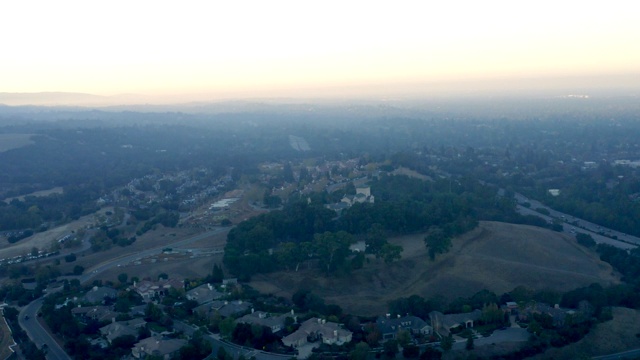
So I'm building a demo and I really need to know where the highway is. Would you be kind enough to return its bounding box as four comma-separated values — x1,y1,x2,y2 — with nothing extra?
514,193,639,250
19,227,229,360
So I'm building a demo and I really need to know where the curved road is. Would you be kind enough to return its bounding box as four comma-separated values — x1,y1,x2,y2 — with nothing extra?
19,227,229,360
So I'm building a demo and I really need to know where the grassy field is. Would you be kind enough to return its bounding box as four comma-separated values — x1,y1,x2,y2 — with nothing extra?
3,186,64,203
0,133,34,153
250,221,619,316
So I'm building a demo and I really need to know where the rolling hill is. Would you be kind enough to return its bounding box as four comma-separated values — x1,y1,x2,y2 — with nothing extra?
249,221,620,316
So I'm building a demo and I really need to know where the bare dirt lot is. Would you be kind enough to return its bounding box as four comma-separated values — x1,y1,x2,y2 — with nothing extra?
250,221,619,316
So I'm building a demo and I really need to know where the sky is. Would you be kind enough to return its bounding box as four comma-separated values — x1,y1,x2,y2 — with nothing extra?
2,0,640,102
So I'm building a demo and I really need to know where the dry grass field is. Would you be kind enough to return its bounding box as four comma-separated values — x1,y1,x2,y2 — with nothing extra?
250,221,619,316
0,206,113,259
3,186,63,203
0,133,34,153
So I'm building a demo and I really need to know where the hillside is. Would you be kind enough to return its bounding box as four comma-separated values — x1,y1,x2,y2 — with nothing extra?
249,221,620,316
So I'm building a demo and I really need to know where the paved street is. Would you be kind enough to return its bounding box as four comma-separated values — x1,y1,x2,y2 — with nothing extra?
19,227,229,360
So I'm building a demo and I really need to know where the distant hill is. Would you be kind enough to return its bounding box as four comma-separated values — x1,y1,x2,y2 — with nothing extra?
250,221,620,316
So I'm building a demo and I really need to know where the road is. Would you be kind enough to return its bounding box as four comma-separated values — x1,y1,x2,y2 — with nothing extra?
19,227,229,360
80,227,230,283
514,193,638,250
19,291,69,360
592,348,640,360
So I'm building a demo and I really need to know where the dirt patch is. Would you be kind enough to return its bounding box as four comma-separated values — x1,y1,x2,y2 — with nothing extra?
250,221,619,316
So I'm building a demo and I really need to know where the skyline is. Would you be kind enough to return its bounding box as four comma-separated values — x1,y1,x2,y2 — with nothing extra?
2,1,640,103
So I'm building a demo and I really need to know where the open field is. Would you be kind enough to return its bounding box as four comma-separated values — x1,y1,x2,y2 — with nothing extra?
0,133,34,153
3,186,64,203
0,207,115,259
250,221,619,316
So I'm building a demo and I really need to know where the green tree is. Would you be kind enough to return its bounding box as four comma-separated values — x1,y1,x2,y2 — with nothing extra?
424,227,451,260
219,317,236,339
440,334,453,351
383,339,399,359
350,341,370,360
380,243,402,264
465,335,474,350
118,273,128,284
211,264,224,283
396,329,411,347
72,265,84,275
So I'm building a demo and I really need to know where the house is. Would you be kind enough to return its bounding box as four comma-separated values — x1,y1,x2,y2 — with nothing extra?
376,315,432,341
71,305,118,323
132,279,184,302
282,317,352,348
84,286,118,304
100,318,146,343
519,303,579,327
131,336,187,359
236,309,291,333
429,310,482,336
194,300,252,319
185,283,223,305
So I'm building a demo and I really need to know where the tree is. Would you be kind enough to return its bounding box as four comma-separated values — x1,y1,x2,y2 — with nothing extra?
380,243,402,264
64,253,77,263
211,264,224,283
481,303,504,325
396,329,411,347
350,341,370,360
402,344,420,359
424,227,451,260
383,339,399,359
440,334,453,352
72,265,84,275
118,273,128,284
219,317,236,339
465,335,474,350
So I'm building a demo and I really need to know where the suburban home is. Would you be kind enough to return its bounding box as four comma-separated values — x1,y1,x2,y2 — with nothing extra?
519,303,579,327
376,315,432,341
236,309,292,333
132,279,184,302
131,336,187,359
99,318,147,343
194,299,252,319
185,283,223,305
84,286,118,304
71,305,118,323
282,317,352,348
429,310,482,336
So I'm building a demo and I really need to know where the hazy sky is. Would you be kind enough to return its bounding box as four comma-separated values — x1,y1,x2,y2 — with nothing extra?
2,0,639,100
